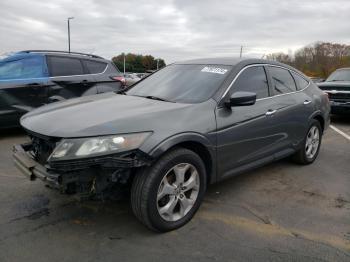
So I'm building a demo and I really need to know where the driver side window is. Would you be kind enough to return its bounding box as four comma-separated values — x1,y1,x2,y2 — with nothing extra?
232,66,269,99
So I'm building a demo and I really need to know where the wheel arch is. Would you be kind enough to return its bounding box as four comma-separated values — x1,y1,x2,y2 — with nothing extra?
148,133,217,184
309,111,325,132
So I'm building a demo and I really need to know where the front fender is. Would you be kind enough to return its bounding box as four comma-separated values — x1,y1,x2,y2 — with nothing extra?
146,132,217,183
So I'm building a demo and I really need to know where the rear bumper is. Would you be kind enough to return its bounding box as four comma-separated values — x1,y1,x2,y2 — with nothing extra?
13,143,61,189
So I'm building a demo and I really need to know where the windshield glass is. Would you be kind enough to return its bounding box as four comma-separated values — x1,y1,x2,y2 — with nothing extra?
326,69,350,82
126,64,232,103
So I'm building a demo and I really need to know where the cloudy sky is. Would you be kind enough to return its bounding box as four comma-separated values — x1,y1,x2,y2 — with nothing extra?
1,0,350,63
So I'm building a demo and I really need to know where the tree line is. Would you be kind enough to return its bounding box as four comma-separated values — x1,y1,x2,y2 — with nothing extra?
266,42,350,78
112,53,166,73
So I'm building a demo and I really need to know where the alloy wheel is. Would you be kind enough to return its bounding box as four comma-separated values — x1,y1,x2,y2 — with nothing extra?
156,163,200,222
305,126,320,159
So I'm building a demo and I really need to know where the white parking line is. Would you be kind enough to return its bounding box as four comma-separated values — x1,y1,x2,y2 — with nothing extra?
330,125,350,141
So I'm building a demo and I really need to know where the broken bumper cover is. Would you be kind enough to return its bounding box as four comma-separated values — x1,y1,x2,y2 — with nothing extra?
13,142,152,195
13,143,61,189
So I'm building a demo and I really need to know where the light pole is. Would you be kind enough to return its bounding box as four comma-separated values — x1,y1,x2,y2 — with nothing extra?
67,17,74,53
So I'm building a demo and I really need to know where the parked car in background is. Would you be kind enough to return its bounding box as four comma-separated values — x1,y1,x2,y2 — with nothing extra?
13,58,330,232
310,77,325,83
0,50,125,129
136,73,149,79
317,68,350,114
124,73,141,86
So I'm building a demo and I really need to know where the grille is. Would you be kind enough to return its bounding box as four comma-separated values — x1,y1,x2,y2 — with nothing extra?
328,93,350,101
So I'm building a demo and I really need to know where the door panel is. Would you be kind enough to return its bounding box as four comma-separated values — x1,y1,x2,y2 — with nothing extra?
216,100,280,179
0,78,48,127
48,75,97,99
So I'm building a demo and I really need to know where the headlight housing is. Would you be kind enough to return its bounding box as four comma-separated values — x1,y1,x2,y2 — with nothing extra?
49,132,151,161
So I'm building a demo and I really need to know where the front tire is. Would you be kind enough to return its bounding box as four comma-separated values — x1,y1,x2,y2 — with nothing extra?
293,120,322,165
131,148,207,232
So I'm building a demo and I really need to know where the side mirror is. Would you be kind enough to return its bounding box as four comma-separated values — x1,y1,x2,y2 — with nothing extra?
225,91,257,107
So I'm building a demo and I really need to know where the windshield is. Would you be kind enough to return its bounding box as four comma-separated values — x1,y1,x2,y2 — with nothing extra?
326,69,350,82
126,64,232,103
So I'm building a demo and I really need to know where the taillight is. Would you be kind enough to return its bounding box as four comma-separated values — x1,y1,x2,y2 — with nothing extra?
110,76,126,86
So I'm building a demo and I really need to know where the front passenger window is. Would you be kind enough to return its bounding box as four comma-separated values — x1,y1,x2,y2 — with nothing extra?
269,66,297,94
232,66,269,99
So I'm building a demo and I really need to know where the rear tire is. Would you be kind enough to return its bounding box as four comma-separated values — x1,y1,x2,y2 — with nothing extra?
131,148,207,232
293,119,322,165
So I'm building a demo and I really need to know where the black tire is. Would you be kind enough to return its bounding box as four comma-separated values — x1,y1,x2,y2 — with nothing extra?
293,119,322,165
131,148,207,232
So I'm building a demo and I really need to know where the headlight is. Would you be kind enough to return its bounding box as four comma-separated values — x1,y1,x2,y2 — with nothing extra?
49,132,151,161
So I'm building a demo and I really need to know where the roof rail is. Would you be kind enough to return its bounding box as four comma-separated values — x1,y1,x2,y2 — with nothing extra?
20,50,104,59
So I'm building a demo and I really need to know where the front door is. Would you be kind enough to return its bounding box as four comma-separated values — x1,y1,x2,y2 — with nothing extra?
216,66,280,179
0,55,48,127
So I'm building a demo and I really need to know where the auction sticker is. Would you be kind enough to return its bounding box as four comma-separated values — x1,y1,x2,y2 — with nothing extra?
201,66,228,74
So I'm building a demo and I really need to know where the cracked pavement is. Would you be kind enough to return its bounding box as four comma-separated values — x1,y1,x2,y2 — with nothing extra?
0,116,349,262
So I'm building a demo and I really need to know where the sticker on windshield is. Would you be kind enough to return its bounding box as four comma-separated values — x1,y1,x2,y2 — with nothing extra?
201,66,228,75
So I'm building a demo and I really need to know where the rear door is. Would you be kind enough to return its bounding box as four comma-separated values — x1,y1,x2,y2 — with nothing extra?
215,65,280,179
47,56,97,100
266,66,312,152
0,55,48,127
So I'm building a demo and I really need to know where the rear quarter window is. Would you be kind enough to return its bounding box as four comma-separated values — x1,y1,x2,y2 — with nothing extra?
269,66,297,95
48,56,85,77
84,60,107,74
291,71,309,90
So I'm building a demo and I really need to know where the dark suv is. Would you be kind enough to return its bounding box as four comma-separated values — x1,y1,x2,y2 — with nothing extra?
13,58,330,232
318,68,350,114
0,50,125,129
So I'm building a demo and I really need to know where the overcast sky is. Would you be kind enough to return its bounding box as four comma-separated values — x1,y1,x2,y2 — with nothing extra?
1,0,350,63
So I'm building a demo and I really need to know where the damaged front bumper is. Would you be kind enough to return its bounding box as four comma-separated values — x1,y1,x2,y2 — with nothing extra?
13,142,151,199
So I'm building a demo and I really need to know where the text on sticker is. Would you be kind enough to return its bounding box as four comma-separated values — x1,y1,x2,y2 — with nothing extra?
201,67,228,74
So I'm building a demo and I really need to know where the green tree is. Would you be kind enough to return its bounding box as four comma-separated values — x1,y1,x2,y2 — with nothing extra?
112,53,166,73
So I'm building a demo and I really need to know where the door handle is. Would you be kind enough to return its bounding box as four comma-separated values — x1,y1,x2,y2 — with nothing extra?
27,83,41,88
303,100,312,105
80,80,89,85
265,109,277,116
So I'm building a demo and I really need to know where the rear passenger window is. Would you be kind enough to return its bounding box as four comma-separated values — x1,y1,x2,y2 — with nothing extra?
84,60,107,74
291,71,309,90
232,66,269,99
48,56,84,77
269,67,297,94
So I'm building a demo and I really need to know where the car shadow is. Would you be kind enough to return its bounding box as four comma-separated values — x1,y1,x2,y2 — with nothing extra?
331,114,350,125
0,127,25,139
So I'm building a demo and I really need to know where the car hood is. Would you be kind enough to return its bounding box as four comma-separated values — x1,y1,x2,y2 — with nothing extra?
317,81,350,91
21,93,193,138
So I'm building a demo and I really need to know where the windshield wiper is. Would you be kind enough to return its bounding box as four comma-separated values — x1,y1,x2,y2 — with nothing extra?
139,95,175,103
115,89,127,95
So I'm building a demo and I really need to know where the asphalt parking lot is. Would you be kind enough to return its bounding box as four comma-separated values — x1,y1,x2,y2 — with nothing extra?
0,117,349,262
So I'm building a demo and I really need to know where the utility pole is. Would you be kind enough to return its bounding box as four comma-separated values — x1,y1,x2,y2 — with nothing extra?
240,45,243,58
123,53,126,75
157,59,159,70
67,17,74,53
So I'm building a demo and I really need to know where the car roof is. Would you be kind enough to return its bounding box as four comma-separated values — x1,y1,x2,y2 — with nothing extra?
173,57,304,75
0,52,43,63
0,50,106,62
174,57,294,68
335,67,350,71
